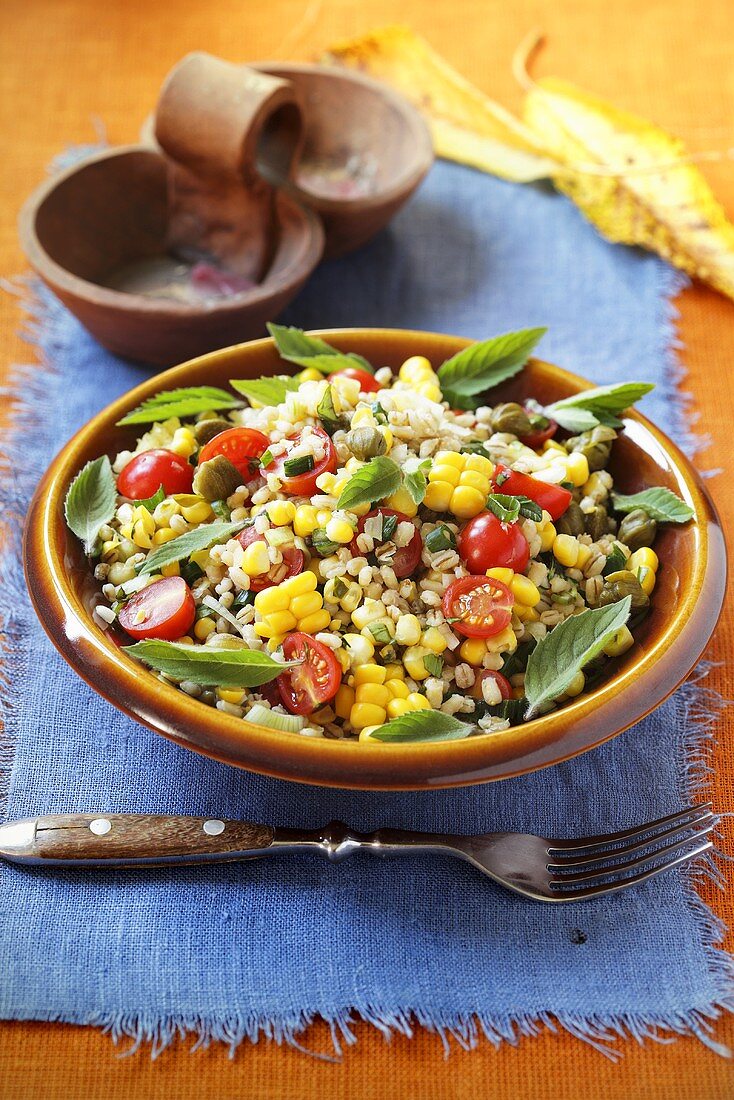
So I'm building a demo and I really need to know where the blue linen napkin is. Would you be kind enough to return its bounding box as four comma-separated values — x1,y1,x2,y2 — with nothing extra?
1,160,732,1058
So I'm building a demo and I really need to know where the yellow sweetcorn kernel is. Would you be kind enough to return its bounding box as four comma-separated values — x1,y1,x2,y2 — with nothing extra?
399,355,433,381
538,513,557,552
363,616,395,643
603,625,635,657
298,610,332,634
459,470,489,493
342,633,375,667
316,472,338,493
403,645,432,681
387,698,411,718
293,505,320,537
421,627,448,654
285,572,318,598
423,480,454,513
169,427,197,459
254,586,291,615
405,693,430,711
265,634,287,652
194,617,216,641
351,599,385,631
485,625,518,655
565,451,590,487
241,540,271,577
254,610,298,638
296,367,323,383
463,454,494,477
382,485,419,518
576,544,593,570
355,683,391,709
290,591,323,620
565,671,585,697
383,663,405,681
161,561,180,577
459,637,488,665
359,725,382,742
217,687,246,705
386,678,410,700
450,485,486,519
514,604,539,622
354,663,387,685
181,501,214,525
395,614,422,646
628,547,659,574
325,517,355,545
543,439,566,454
637,567,657,596
350,702,387,730
152,527,179,546
425,451,491,520
334,684,356,720
335,648,351,675
316,509,332,527
486,567,514,586
430,463,461,487
509,574,541,607
553,533,580,568
416,382,442,402
266,500,296,527
435,450,465,469
153,499,181,527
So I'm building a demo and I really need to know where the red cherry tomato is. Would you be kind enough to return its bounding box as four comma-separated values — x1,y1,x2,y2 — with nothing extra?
470,669,513,702
264,427,337,496
350,509,423,579
458,511,529,574
519,405,558,449
236,526,304,592
442,575,513,638
118,576,196,641
117,449,193,499
491,463,572,522
278,632,342,715
198,427,270,481
330,367,382,393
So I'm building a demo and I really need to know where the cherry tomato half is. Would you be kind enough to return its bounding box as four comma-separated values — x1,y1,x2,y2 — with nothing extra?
264,427,337,496
278,632,342,715
118,576,196,641
458,511,529,574
519,405,558,450
350,509,423,579
470,669,513,702
442,575,513,638
117,449,193,499
330,367,382,393
491,463,572,522
198,427,270,481
236,526,304,592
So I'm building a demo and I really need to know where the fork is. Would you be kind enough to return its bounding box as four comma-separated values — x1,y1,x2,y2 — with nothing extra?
0,804,714,902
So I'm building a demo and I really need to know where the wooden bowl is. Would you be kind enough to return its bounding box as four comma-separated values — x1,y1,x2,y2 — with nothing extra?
18,145,324,366
253,63,433,258
23,330,726,790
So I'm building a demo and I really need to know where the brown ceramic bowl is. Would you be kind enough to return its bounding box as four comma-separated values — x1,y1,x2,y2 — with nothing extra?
24,330,726,790
18,145,324,366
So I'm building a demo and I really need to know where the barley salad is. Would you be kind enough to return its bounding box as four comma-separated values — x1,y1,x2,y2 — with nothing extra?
63,325,695,744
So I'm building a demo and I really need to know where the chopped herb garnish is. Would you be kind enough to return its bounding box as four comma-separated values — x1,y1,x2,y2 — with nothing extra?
423,653,444,677
603,544,628,576
425,524,456,552
311,528,340,556
368,622,393,644
283,454,315,478
259,449,274,468
381,513,398,541
132,485,165,511
210,499,231,520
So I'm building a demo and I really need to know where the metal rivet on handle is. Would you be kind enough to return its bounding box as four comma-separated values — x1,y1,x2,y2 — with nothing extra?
89,818,112,836
203,819,225,836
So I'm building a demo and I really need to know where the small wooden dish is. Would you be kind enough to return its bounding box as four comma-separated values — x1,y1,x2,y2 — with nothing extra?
23,329,727,791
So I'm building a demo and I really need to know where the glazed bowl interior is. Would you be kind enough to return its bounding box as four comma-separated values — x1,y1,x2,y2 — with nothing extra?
24,330,726,790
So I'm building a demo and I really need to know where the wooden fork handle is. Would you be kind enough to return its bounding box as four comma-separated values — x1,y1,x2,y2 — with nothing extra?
1,814,274,867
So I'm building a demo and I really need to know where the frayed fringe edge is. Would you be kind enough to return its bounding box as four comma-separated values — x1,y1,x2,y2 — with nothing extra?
1,263,732,1062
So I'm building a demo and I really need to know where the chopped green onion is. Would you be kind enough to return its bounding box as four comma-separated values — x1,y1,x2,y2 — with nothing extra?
423,653,444,677
259,449,274,468
311,528,339,556
210,499,231,520
331,577,349,599
425,524,456,552
381,513,398,541
283,454,315,478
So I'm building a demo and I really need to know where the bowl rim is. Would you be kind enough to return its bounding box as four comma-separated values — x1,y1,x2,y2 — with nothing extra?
17,144,325,317
250,61,435,215
23,328,727,790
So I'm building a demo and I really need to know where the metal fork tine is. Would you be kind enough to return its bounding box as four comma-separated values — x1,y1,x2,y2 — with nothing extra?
546,803,712,855
550,822,715,886
553,840,714,901
548,812,716,869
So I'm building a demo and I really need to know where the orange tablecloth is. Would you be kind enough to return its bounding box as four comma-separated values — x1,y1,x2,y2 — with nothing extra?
1,1,733,1096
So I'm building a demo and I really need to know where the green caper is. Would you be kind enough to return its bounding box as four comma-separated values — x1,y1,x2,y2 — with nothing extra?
617,508,658,552
192,454,242,501
345,426,387,460
489,402,533,437
555,500,586,536
597,569,650,612
193,417,232,445
585,504,611,542
564,426,617,471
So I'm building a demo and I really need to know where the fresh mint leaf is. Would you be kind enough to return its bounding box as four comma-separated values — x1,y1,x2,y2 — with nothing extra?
524,597,632,719
437,328,546,411
603,544,628,575
317,385,349,435
138,519,247,575
125,640,298,688
370,711,473,743
230,375,299,406
547,382,654,431
423,653,444,678
267,323,374,374
64,455,117,556
337,456,403,512
117,386,241,426
611,486,694,524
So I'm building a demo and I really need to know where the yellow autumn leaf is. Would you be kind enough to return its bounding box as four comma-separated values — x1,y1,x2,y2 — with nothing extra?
324,25,559,183
523,77,734,299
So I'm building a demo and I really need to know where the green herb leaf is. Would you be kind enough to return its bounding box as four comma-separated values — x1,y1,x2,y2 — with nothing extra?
437,328,546,411
317,385,349,435
370,402,388,424
425,524,456,553
524,596,632,719
482,697,528,726
546,382,654,431
380,513,398,541
283,454,315,478
402,458,432,506
267,323,374,374
259,449,274,468
611,486,695,524
311,528,340,556
337,456,403,512
117,386,241,426
64,456,118,556
423,653,444,677
486,493,521,523
603,544,628,576
210,499,231,520
138,519,247,575
369,711,473,743
368,622,393,645
459,439,492,456
124,640,298,688
230,375,300,406
132,485,165,511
